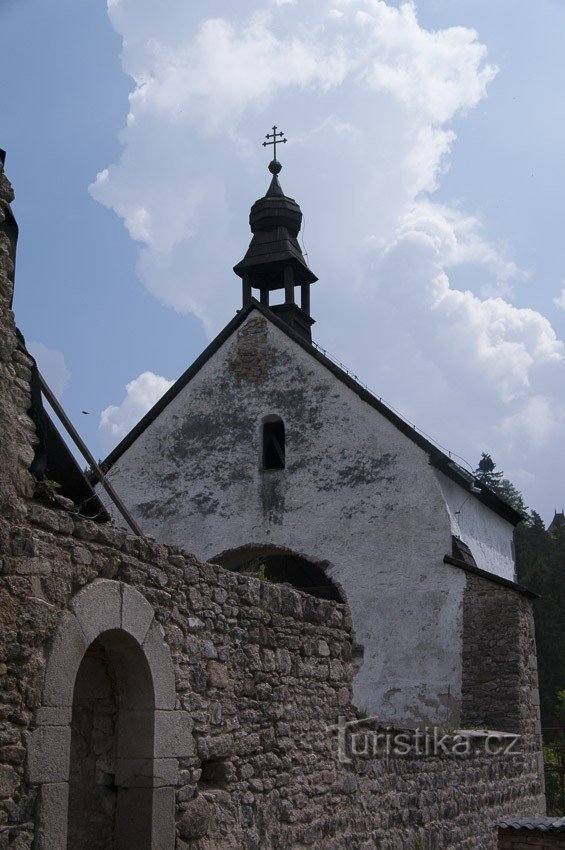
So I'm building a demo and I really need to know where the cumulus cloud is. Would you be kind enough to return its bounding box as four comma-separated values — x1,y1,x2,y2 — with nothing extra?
28,341,70,398
91,0,498,328
554,285,565,310
99,371,174,452
93,0,564,513
501,396,565,450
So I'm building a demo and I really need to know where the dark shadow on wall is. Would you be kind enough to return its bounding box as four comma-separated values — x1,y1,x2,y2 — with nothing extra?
211,545,344,603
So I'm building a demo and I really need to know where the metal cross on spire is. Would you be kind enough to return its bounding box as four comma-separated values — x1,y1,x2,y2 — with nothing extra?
262,125,287,162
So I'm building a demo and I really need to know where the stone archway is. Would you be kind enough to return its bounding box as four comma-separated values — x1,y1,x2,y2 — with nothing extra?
212,544,345,602
27,580,191,850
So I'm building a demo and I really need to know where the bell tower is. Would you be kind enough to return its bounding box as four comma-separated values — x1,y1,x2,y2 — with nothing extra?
233,127,318,342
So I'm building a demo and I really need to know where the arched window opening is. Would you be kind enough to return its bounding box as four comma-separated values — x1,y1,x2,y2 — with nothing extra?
262,418,285,470
214,546,344,603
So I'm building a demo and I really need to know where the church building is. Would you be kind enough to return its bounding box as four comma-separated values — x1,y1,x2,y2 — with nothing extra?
98,143,531,729
0,145,547,850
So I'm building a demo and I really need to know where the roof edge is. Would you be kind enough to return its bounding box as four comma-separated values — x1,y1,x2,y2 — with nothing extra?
444,555,539,598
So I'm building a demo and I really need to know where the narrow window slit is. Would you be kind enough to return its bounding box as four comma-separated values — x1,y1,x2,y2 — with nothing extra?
263,419,285,470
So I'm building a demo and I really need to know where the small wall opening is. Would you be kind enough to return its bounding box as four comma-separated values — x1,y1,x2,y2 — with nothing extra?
198,758,231,790
262,418,285,470
213,546,344,603
67,629,155,850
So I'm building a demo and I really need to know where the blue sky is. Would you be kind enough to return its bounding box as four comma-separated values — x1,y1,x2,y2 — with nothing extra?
2,0,564,521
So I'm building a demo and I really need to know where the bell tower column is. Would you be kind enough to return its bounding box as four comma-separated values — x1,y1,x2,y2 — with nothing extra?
300,284,310,317
284,265,295,305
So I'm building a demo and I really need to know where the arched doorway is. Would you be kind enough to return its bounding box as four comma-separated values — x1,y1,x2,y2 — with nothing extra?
29,580,190,850
212,545,344,602
67,630,155,849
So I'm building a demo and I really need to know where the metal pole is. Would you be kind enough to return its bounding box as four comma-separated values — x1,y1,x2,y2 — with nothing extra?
38,372,144,537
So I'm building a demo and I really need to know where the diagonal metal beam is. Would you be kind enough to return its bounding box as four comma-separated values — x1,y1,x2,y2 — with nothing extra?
38,372,144,537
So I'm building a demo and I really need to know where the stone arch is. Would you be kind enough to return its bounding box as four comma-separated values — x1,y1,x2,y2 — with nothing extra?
212,544,345,603
28,580,190,850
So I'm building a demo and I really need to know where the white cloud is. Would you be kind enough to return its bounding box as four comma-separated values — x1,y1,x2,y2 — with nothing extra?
370,209,564,407
91,0,499,328
99,371,174,451
28,341,70,398
352,1,496,123
93,0,564,513
501,395,565,450
401,201,523,291
554,285,565,310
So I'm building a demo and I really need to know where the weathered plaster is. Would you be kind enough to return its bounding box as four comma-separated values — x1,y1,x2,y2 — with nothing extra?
101,310,468,726
435,471,516,580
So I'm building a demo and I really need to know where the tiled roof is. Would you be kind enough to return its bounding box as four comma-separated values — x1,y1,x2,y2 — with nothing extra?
498,817,565,832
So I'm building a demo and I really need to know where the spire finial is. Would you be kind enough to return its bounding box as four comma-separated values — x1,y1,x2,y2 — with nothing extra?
263,125,286,173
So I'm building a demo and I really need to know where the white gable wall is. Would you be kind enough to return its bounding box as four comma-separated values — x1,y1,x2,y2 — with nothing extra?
100,310,514,726
435,471,516,581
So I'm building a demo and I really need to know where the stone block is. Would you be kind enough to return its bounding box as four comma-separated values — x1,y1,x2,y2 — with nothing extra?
121,583,154,644
152,786,176,850
42,612,87,707
34,782,69,850
26,726,71,784
0,763,18,798
142,620,176,710
207,661,230,689
155,710,193,758
36,706,72,727
70,578,121,645
178,796,212,840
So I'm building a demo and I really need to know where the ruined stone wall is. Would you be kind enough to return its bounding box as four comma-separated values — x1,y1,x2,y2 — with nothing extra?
0,159,36,512
461,573,542,738
0,500,546,850
0,158,545,850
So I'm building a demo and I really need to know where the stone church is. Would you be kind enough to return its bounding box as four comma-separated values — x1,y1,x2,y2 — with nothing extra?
99,154,531,729
0,149,547,849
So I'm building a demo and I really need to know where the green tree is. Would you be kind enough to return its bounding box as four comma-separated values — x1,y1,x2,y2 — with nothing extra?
474,452,529,518
516,521,565,728
475,452,504,490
